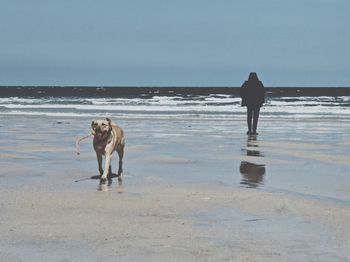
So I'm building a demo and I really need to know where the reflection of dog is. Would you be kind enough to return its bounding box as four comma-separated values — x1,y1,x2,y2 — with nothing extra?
91,118,125,181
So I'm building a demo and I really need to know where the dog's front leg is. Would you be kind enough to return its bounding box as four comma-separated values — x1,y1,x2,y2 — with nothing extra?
101,153,112,181
96,153,103,176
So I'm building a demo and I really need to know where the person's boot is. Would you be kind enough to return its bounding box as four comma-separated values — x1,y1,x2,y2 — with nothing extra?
252,117,258,135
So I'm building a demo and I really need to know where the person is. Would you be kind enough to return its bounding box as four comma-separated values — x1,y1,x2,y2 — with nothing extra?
240,72,265,135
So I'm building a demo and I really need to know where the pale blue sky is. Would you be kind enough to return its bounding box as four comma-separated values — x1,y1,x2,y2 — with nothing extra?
0,0,349,86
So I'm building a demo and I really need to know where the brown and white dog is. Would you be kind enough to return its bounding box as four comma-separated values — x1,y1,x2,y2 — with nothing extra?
91,118,125,182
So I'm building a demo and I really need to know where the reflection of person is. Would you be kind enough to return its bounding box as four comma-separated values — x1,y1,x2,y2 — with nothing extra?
245,135,263,157
239,161,265,188
239,133,266,188
240,72,265,135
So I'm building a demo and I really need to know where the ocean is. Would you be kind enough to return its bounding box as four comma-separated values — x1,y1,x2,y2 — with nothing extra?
0,87,349,119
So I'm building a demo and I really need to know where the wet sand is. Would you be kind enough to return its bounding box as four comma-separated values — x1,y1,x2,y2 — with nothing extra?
1,115,350,261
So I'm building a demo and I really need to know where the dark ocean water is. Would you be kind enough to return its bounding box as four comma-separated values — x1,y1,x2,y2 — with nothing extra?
1,86,350,97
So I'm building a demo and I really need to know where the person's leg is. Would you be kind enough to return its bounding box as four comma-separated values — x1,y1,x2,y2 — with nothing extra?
252,107,260,134
247,107,253,134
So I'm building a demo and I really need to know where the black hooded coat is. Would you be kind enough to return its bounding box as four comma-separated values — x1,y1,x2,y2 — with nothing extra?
240,72,265,107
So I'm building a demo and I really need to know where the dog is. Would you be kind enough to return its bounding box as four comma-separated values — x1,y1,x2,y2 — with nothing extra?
91,118,125,182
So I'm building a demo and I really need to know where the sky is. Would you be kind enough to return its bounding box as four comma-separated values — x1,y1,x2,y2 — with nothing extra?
0,0,349,87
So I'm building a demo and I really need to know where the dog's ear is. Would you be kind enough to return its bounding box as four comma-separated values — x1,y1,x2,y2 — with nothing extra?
106,118,112,126
91,121,96,128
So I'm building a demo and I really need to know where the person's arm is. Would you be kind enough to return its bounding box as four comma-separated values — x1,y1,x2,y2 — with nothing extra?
259,81,265,104
240,81,247,98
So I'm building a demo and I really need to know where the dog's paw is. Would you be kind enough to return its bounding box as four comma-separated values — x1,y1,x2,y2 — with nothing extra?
100,174,107,181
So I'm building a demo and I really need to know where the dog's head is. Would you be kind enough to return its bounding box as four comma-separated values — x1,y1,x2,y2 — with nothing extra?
91,118,112,140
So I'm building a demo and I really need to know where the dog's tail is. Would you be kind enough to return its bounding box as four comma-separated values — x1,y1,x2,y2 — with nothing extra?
75,134,92,155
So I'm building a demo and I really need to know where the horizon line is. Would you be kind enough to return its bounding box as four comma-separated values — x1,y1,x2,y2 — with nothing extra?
1,85,350,88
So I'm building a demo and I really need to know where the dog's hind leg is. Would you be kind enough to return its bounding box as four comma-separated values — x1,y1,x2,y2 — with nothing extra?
117,146,124,181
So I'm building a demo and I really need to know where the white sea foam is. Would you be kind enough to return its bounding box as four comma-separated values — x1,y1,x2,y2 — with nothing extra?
0,95,349,118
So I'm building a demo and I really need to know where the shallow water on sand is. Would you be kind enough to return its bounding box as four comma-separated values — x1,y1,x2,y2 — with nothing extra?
1,114,349,204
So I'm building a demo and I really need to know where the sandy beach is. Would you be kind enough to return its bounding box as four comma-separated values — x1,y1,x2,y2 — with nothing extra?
1,114,350,261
